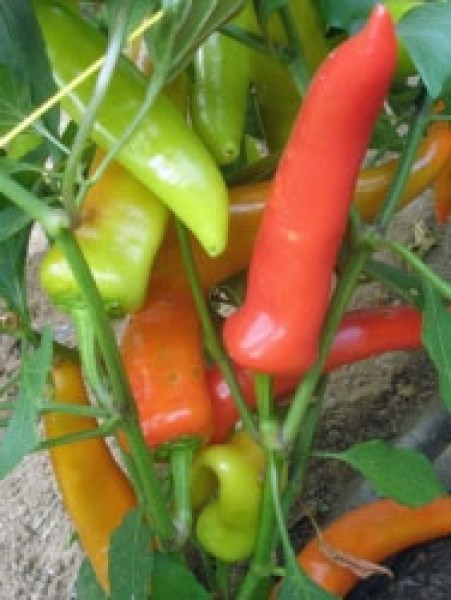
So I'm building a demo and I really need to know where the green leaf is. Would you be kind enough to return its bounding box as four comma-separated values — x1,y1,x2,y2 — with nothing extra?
317,0,376,30
325,440,446,508
0,328,53,479
0,222,31,322
277,561,339,600
398,4,451,99
253,0,288,29
109,509,153,600
422,282,451,408
150,554,211,600
0,201,32,242
0,0,59,137
75,558,108,600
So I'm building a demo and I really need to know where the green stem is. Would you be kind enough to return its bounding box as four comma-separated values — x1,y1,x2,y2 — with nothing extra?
216,561,231,600
269,454,296,564
171,446,193,546
254,373,272,421
220,24,287,61
61,0,133,215
175,220,259,440
54,229,175,544
364,258,423,308
370,236,451,302
278,5,310,96
39,401,109,419
376,90,433,230
281,383,324,518
0,171,69,238
35,419,118,451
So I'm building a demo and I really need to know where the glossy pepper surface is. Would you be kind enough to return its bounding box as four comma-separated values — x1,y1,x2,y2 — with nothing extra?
120,277,213,448
45,357,136,591
294,497,451,597
209,305,423,442
191,431,264,562
39,154,168,315
355,124,451,222
224,6,397,376
433,155,451,223
33,0,228,257
190,2,253,165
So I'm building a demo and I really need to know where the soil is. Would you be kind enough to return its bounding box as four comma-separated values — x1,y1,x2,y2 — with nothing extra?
2,192,451,599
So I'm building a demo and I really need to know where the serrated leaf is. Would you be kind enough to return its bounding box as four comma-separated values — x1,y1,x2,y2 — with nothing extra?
75,559,108,600
398,4,451,99
422,282,451,407
151,554,211,600
0,328,53,479
109,509,153,600
327,440,446,508
277,561,339,600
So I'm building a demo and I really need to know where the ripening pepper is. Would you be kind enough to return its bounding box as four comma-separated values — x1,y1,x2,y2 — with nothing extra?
45,357,136,592
33,0,228,257
433,155,451,223
190,2,254,165
191,431,265,562
120,276,213,449
223,6,397,376
39,154,168,315
295,497,451,597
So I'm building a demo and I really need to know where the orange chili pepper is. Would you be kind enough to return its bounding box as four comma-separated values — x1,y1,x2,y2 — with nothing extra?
433,155,451,223
355,123,451,222
45,357,136,591
295,497,451,597
120,277,213,448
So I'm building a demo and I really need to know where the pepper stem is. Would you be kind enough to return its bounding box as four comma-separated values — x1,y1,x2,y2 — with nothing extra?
170,445,194,546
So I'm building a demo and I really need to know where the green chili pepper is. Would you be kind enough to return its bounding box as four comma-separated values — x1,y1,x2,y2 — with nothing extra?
191,431,264,562
40,155,167,315
33,0,228,257
190,3,254,166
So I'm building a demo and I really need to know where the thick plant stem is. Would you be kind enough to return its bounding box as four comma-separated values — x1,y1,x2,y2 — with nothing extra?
54,229,175,544
171,446,194,546
175,220,259,440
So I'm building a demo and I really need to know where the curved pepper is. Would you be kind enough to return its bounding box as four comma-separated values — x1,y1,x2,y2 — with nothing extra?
209,305,423,442
356,124,451,222
292,497,451,597
33,0,228,256
44,357,136,591
191,431,264,562
39,154,168,314
223,7,397,376
120,277,213,448
190,3,253,165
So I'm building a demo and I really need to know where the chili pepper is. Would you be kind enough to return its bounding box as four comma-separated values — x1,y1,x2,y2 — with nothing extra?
209,305,423,442
356,124,451,222
44,357,136,591
39,154,168,315
433,155,451,223
190,3,253,165
223,6,397,376
191,431,264,562
120,277,213,448
33,0,228,257
292,497,451,597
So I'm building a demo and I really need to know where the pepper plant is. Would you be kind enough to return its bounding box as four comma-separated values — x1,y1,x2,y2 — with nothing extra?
3,1,451,599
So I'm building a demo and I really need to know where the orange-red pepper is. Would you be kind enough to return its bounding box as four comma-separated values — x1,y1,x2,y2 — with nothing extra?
433,155,451,223
44,358,136,591
294,497,451,597
120,277,213,448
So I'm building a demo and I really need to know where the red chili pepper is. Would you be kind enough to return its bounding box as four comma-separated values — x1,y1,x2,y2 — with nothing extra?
223,6,397,376
210,305,422,442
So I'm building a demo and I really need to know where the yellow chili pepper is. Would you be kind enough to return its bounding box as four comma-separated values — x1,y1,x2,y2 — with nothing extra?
44,358,136,591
